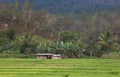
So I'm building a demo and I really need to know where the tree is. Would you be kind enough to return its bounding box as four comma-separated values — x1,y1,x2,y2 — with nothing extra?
98,30,118,56
0,38,11,54
17,33,37,54
0,29,16,41
21,0,33,32
60,31,78,43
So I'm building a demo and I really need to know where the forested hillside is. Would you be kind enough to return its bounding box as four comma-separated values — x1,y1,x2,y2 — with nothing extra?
2,0,120,14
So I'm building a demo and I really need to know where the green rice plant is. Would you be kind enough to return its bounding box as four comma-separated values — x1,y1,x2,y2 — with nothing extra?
0,59,120,77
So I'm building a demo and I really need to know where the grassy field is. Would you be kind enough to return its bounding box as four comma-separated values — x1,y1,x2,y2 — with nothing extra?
0,58,120,77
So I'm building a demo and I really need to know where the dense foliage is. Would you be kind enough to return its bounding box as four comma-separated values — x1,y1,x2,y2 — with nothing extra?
2,0,120,15
0,1,120,58
60,31,78,43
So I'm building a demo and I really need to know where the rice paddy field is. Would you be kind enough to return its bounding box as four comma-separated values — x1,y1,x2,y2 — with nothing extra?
0,58,120,77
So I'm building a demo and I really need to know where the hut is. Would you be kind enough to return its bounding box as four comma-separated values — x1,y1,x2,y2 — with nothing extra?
35,53,61,59
52,54,61,59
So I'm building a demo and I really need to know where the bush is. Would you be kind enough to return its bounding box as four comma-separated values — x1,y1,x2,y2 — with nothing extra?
0,50,35,58
0,53,35,58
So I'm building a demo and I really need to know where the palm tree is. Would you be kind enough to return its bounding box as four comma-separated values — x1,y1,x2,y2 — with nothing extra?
17,33,37,54
98,30,118,56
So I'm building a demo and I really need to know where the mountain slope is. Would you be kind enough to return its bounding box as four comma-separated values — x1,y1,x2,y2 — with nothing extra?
2,0,120,14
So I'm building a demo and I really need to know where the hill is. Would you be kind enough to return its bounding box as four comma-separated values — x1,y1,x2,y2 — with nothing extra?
2,0,120,14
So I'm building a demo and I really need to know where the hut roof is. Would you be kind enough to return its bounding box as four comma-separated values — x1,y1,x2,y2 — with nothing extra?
52,54,61,57
35,53,54,56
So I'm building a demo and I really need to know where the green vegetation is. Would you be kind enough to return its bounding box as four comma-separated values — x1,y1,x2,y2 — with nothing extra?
98,30,118,56
0,29,119,58
60,31,78,43
0,1,120,58
0,1,119,77
0,58,120,77
3,0,120,15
